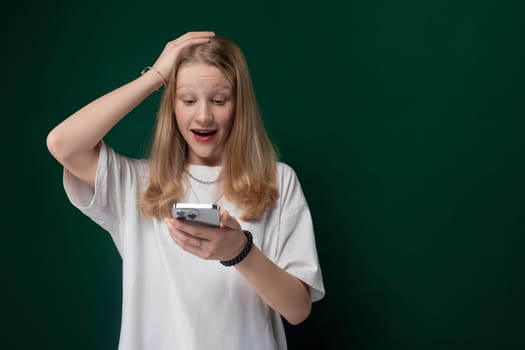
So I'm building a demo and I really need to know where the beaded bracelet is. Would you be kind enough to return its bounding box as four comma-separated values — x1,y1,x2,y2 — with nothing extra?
220,230,253,267
141,66,168,90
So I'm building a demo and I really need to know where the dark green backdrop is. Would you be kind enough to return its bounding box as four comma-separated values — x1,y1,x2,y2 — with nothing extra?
4,0,524,349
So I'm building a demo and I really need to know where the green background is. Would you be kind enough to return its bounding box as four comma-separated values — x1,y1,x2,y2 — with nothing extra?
4,0,525,349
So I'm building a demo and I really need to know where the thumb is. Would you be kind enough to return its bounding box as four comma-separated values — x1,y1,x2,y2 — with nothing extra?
220,210,241,230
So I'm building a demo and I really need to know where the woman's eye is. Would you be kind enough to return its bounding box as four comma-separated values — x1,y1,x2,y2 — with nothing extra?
212,99,225,105
183,100,195,105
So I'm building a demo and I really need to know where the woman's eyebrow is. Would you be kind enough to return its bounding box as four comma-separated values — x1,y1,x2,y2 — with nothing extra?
210,84,232,91
176,84,231,91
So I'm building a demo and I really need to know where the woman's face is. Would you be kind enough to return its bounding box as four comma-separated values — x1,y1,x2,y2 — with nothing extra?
174,63,235,166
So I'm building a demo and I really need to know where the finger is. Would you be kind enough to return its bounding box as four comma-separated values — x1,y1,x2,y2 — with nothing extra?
180,31,215,40
169,228,203,249
173,219,215,240
166,218,204,247
170,231,204,256
177,36,214,49
172,31,215,45
169,230,216,260
220,210,241,230
165,217,182,234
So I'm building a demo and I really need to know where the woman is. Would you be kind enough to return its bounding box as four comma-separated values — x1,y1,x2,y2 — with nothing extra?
47,31,324,349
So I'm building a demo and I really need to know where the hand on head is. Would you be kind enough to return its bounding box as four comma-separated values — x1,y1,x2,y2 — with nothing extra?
152,31,215,84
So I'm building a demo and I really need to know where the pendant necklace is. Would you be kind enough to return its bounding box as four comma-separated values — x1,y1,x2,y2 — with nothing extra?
187,171,223,204
188,184,224,205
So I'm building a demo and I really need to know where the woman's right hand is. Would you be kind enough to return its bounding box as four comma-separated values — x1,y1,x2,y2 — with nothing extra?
151,31,215,83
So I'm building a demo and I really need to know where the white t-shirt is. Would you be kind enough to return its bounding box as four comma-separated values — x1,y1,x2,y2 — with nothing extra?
64,142,325,350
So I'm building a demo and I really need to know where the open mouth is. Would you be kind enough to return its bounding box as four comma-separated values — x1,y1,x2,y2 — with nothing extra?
191,129,218,142
191,129,217,137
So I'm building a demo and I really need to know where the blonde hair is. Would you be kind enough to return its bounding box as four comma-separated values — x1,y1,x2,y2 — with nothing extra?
140,36,278,221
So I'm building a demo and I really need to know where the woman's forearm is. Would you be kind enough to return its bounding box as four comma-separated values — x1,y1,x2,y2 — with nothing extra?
235,246,312,325
47,70,163,162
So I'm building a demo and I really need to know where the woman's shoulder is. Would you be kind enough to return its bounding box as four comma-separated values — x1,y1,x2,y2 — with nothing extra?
275,161,305,195
276,161,299,181
274,161,309,209
102,142,150,176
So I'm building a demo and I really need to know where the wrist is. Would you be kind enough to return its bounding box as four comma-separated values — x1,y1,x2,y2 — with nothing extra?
140,66,168,91
220,230,253,267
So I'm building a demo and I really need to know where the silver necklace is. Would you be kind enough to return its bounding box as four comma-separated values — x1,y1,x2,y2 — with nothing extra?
189,183,224,204
188,172,219,185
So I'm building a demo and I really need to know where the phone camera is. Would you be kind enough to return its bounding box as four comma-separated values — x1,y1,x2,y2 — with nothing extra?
175,209,199,221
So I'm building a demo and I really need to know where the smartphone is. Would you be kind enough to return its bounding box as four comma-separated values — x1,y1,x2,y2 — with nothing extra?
172,203,221,227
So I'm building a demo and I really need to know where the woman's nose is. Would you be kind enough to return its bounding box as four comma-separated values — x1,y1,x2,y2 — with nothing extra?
195,102,213,124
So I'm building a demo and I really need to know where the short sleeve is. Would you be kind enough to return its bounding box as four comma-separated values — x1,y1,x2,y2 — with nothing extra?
63,142,145,254
274,164,325,302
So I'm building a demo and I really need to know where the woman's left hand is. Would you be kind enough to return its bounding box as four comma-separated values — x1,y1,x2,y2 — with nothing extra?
165,210,247,261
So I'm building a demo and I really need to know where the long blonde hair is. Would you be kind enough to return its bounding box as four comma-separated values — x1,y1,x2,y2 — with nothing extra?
140,36,279,221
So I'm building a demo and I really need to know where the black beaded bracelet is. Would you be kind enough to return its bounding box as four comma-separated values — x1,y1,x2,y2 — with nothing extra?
220,230,253,267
